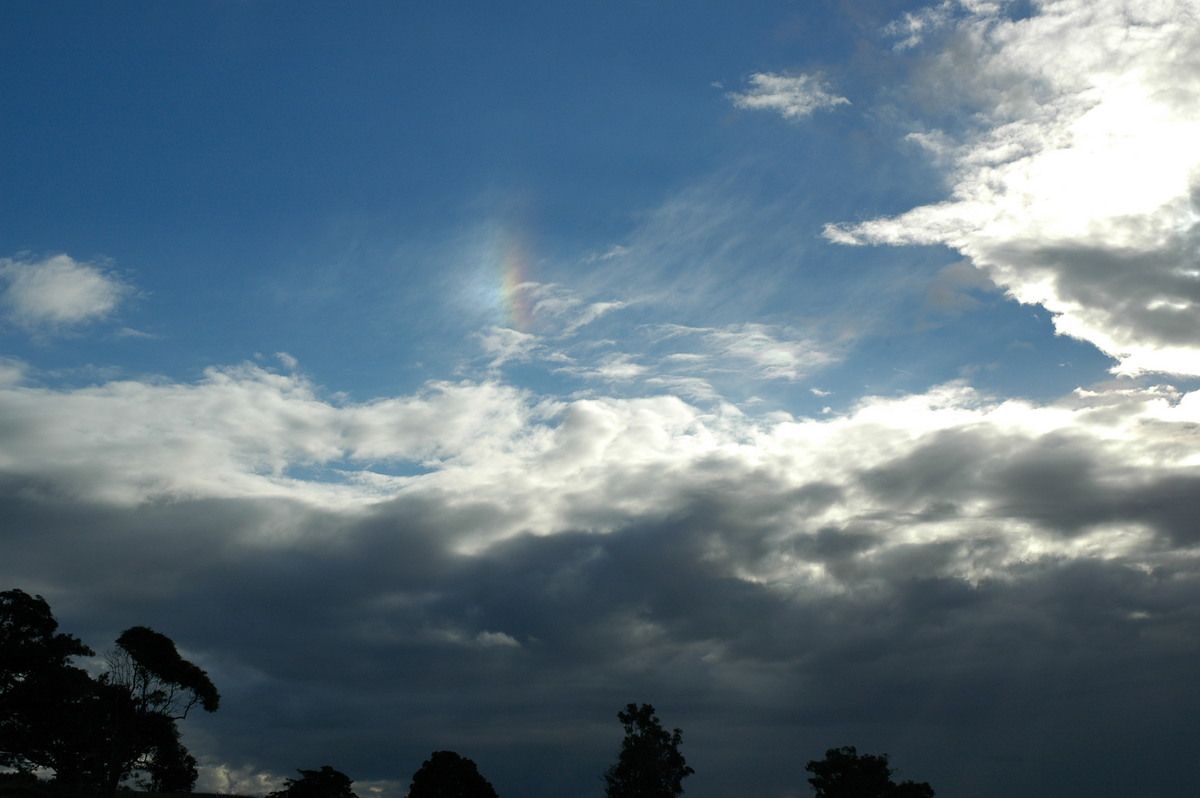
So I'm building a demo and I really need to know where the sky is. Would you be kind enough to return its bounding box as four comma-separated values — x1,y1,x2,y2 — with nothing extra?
2,0,1200,796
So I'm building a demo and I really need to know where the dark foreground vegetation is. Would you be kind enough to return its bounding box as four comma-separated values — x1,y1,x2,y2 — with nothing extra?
1,589,933,798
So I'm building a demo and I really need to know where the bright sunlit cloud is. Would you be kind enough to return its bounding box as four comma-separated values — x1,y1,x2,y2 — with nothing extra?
826,0,1200,376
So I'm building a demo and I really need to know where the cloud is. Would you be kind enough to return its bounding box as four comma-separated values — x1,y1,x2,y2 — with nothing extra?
0,253,133,329
4,364,1198,568
727,72,850,120
557,352,649,383
884,0,956,50
523,282,631,335
4,367,1200,796
475,630,521,648
0,356,27,388
477,326,542,368
463,272,843,402
651,323,841,383
196,762,286,797
826,0,1200,376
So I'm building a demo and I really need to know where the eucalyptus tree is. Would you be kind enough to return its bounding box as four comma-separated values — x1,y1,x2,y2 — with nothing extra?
0,589,219,796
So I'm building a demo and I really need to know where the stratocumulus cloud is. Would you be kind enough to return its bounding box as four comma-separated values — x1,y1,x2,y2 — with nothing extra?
3,368,1200,796
825,0,1200,376
7,368,1199,557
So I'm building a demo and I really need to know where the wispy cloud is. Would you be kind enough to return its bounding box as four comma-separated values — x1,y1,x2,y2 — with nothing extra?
0,253,133,330
727,72,849,120
654,323,840,382
557,352,649,383
884,0,955,50
477,326,543,368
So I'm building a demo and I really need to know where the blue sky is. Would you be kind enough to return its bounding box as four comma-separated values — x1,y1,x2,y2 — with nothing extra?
3,1,1200,797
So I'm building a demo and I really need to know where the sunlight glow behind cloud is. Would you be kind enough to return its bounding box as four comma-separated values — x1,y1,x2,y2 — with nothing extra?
826,0,1200,376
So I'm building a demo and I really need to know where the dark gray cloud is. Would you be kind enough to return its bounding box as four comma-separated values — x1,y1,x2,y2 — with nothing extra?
4,375,1200,797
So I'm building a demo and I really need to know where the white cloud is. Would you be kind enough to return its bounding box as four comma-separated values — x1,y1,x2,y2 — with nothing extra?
476,630,521,648
197,762,286,797
727,72,849,120
0,365,545,510
526,282,631,335
3,360,1198,569
582,244,629,263
655,322,840,382
885,0,955,50
0,253,132,329
477,326,542,368
826,0,1200,376
557,352,648,383
700,323,839,380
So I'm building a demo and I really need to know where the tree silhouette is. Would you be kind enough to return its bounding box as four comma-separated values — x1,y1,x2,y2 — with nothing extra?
267,765,359,798
408,751,498,798
0,588,219,797
603,703,693,798
135,719,199,794
805,746,933,798
105,625,220,719
0,589,96,789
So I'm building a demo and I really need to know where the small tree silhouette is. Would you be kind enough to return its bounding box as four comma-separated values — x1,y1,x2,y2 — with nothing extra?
267,765,358,798
805,746,933,798
408,751,498,798
603,703,693,798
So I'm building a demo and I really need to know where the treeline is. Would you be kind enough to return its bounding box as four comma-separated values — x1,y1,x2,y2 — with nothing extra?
0,590,933,798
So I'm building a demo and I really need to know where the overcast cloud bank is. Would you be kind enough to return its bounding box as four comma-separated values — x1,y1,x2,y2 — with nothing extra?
3,367,1199,795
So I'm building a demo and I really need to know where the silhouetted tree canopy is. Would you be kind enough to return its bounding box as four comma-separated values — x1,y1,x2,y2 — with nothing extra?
0,589,96,782
603,703,693,798
267,765,359,798
805,746,934,798
0,588,219,797
408,751,498,798
107,625,220,718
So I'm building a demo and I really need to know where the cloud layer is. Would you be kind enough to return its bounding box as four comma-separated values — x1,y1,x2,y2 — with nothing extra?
3,364,1199,795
